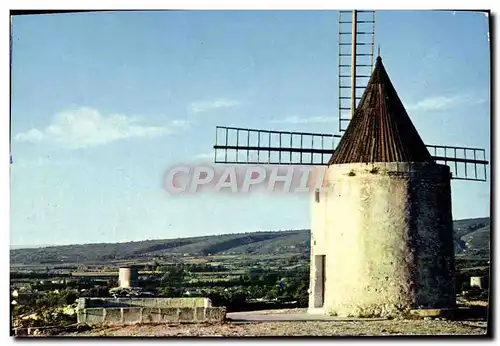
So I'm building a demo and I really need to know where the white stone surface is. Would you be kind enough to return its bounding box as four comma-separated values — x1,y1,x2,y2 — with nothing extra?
470,276,485,289
309,162,455,317
118,267,138,288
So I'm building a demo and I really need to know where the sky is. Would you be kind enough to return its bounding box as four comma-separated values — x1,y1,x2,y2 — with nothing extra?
10,10,491,247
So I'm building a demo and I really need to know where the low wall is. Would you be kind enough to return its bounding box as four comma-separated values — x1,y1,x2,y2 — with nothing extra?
77,307,226,325
76,297,225,325
78,297,211,309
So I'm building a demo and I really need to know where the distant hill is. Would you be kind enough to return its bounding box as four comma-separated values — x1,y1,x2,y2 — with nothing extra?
10,217,489,265
452,217,490,258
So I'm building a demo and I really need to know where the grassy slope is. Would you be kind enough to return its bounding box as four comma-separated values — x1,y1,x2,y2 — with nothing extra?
10,218,489,265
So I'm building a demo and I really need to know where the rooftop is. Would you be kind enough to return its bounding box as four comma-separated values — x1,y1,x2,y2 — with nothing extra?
328,56,433,165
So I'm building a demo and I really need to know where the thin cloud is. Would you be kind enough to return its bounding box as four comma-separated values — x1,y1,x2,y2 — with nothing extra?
14,107,187,149
15,129,45,143
406,94,486,112
189,98,242,113
170,119,193,130
193,152,214,160
269,116,335,124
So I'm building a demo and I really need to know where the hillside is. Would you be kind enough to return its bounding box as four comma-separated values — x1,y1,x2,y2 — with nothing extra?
10,218,489,265
452,217,490,258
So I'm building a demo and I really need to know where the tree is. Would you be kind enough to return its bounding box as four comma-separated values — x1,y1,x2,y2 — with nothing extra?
59,290,78,306
160,266,186,287
157,286,182,297
266,288,279,300
152,261,160,272
87,287,109,298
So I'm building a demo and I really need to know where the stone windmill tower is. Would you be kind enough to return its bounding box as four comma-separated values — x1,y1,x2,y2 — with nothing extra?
211,10,489,317
308,56,456,317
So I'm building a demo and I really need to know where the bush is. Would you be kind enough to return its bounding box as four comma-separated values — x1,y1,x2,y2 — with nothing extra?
156,286,182,297
478,289,489,300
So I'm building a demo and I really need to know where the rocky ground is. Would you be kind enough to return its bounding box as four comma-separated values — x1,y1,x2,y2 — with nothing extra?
59,320,488,337
58,307,488,337
22,303,484,337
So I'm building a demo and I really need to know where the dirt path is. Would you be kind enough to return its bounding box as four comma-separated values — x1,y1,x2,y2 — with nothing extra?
60,319,488,337
227,310,387,322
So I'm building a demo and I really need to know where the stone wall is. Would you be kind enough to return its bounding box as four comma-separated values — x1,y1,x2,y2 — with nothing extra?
77,306,226,325
76,297,224,325
309,162,455,317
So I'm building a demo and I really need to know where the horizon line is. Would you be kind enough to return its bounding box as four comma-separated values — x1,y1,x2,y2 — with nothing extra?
10,215,490,250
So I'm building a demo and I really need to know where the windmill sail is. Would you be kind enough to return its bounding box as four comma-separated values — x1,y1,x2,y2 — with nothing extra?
212,126,487,181
338,10,376,133
214,126,341,165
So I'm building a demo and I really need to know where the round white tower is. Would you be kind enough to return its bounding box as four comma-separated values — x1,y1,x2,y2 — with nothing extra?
308,57,456,317
118,266,138,288
309,163,455,317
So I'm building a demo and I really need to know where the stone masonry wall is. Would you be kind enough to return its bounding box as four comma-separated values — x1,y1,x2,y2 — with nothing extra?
309,162,455,317
76,297,224,326
77,306,226,325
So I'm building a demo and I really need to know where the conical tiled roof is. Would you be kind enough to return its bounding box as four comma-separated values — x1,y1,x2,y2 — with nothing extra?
328,57,432,165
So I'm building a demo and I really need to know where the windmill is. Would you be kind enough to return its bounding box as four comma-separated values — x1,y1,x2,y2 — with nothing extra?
211,10,489,317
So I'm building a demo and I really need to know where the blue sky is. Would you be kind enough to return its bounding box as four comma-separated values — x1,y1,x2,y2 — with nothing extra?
10,10,490,247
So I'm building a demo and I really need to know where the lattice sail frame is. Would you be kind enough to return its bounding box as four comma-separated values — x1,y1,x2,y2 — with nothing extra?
213,126,488,181
338,10,376,132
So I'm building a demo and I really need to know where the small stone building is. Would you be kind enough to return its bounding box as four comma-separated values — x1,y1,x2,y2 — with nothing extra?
308,57,456,317
118,266,139,289
470,276,486,290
